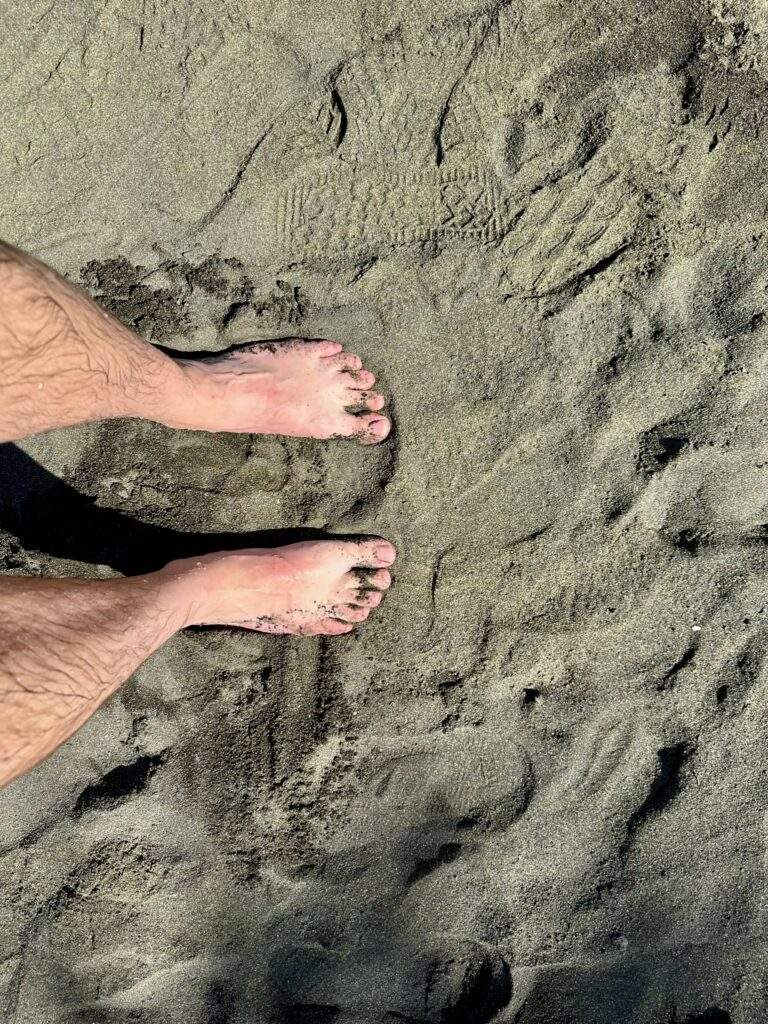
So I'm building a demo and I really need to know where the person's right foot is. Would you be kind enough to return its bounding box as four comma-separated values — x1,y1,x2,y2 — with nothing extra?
166,538,396,635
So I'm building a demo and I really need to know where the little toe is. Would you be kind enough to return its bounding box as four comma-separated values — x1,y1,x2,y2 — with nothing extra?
295,620,333,635
336,604,371,623
319,618,356,635
346,390,386,413
355,413,391,445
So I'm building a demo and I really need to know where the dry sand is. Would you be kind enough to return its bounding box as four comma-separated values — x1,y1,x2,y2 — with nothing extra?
2,0,768,1021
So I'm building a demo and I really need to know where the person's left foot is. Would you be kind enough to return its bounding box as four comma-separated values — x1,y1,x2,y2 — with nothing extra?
165,339,391,443
163,538,397,635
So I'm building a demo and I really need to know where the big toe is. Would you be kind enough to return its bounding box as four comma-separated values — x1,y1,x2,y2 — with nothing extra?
355,413,391,445
340,538,397,569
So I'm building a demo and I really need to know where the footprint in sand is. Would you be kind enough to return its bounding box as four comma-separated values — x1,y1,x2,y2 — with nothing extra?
268,934,511,1023
362,725,533,838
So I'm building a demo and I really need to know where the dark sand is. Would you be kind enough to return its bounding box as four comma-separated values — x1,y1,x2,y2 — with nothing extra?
2,1,768,1021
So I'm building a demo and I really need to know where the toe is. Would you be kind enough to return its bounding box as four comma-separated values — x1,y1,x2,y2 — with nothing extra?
336,604,370,623
345,567,392,590
364,567,392,590
327,352,363,371
355,413,391,445
309,339,343,356
346,390,386,412
355,589,383,609
344,369,376,389
318,618,356,635
340,538,397,569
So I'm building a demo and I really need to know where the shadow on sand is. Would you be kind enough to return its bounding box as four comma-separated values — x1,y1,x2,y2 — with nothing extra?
0,442,332,576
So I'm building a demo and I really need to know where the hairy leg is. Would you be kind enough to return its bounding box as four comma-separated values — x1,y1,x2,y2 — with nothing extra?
0,538,395,788
0,242,390,444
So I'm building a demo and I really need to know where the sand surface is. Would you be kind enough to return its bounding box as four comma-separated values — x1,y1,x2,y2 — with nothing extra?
2,0,768,1021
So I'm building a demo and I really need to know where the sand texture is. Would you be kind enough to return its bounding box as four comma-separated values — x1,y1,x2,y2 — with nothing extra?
2,0,768,1021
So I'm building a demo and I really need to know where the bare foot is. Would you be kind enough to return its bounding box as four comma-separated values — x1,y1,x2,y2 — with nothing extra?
166,538,396,635
165,339,391,444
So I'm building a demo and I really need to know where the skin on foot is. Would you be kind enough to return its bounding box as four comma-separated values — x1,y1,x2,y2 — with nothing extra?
168,538,397,635
166,339,391,444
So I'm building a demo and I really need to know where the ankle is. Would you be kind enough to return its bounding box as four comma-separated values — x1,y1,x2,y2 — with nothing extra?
153,356,274,434
107,344,195,428
134,561,208,631
149,553,234,627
